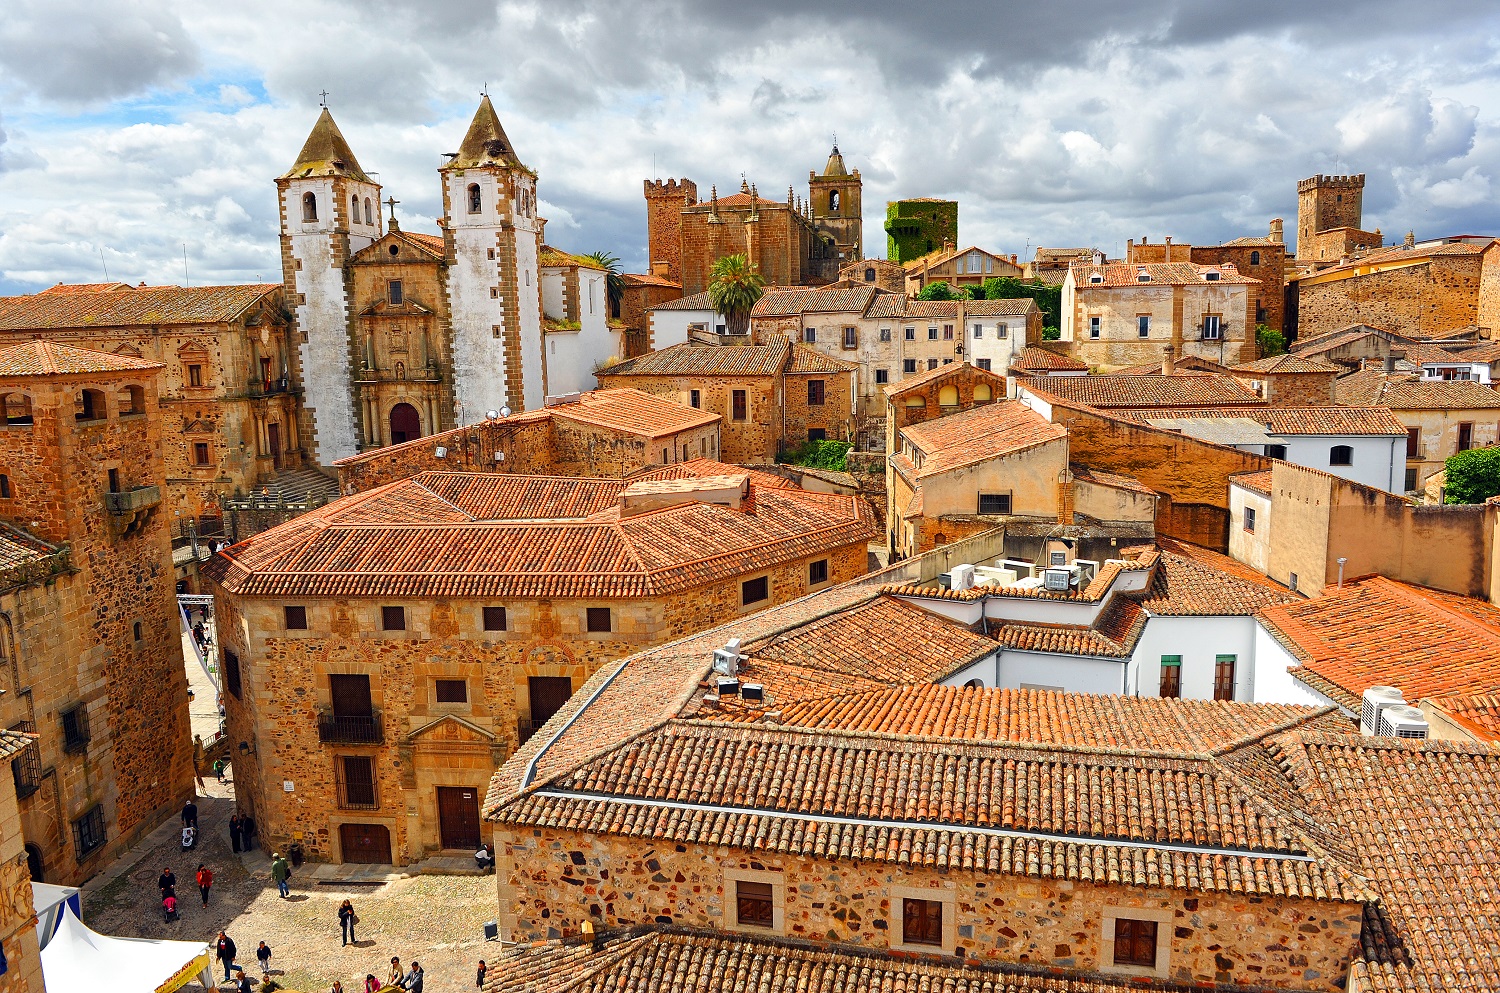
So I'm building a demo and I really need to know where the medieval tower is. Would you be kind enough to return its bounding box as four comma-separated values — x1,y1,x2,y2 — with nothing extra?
276,108,382,465
1296,174,1365,256
808,144,862,263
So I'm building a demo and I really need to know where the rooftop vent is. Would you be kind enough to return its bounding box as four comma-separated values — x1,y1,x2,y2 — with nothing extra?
1378,705,1429,740
1361,685,1406,736
713,638,742,676
741,683,764,703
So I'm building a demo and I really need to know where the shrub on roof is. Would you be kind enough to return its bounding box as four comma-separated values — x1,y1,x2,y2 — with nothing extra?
1256,323,1287,358
1444,446,1500,504
778,439,851,471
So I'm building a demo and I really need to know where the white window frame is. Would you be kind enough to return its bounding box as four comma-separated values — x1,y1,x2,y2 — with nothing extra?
1099,905,1173,979
1202,315,1221,340
1089,316,1101,339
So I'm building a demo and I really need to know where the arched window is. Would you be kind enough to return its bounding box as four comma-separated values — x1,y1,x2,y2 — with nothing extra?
974,384,992,402
963,678,984,689
351,194,359,220
864,267,876,282
389,402,421,443
1330,444,1354,466
0,393,32,426
1250,250,1260,266
905,396,925,408
302,192,317,221
365,198,373,225
938,385,959,407
118,384,145,416
829,190,840,212
75,388,106,422
467,183,482,214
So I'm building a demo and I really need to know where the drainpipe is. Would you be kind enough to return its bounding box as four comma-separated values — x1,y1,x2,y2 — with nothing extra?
1337,557,1347,589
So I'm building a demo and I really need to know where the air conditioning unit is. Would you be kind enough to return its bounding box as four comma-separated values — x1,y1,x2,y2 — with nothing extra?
1073,559,1100,584
1042,569,1072,592
1361,685,1406,736
1378,705,1429,740
950,564,976,592
713,638,742,676
741,683,764,703
716,677,741,697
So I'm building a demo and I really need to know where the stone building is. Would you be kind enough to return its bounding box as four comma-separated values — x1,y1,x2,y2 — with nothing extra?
595,341,855,462
884,198,957,263
0,341,194,885
903,245,1023,296
1334,368,1500,489
1296,173,1381,264
837,258,905,294
332,388,721,493
537,246,624,396
0,728,40,993
1060,261,1257,370
204,460,875,865
1128,222,1289,332
0,282,301,526
1227,352,1340,405
616,273,682,357
644,146,861,295
1294,241,1486,341
282,98,596,465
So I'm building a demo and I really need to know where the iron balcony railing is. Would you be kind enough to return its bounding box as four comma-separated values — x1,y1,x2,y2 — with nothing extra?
317,712,383,745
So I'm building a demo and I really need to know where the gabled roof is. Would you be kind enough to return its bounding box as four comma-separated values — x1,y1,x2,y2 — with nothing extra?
598,341,789,378
785,343,856,374
446,95,523,170
750,286,877,317
964,297,1038,316
882,359,1006,398
350,228,446,264
645,290,715,312
0,340,163,377
1231,353,1342,375
621,273,680,289
547,389,719,437
280,108,371,183
1010,346,1087,372
897,400,1065,478
1024,374,1264,409
1333,369,1500,409
0,284,281,331
903,244,1020,274
40,282,133,295
1135,405,1408,437
539,245,606,271
1068,261,1258,287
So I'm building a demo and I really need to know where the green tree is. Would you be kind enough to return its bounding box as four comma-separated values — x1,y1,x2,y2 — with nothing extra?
916,280,958,301
581,251,625,316
1041,326,1061,341
777,439,851,471
979,277,1062,329
1256,324,1287,358
1444,447,1500,504
707,254,765,335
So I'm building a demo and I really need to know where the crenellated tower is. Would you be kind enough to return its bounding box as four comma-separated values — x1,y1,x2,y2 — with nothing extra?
1297,174,1365,255
643,178,697,285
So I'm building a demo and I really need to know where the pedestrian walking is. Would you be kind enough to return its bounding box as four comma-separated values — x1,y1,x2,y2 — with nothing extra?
387,957,403,988
270,852,291,898
196,864,213,906
256,941,273,983
475,960,486,990
181,798,198,830
215,759,229,786
235,970,253,993
363,975,380,993
157,866,176,901
229,813,243,853
401,962,423,993
242,813,258,850
215,932,237,981
338,899,357,945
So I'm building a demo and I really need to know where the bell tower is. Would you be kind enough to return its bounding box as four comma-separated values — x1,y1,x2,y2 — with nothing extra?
440,96,545,416
809,144,862,263
276,107,381,464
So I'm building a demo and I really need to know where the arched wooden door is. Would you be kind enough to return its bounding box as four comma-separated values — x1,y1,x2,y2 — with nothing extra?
389,403,421,444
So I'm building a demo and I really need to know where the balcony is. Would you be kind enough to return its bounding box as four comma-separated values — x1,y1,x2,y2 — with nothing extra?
247,375,296,398
104,485,161,515
317,712,384,745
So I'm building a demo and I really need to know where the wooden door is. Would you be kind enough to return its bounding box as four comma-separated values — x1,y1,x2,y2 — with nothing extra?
339,823,391,864
528,676,574,729
436,786,481,850
267,423,282,469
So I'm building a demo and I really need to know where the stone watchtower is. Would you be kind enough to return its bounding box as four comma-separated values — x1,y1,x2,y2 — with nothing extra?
1297,174,1364,255
440,95,545,415
809,145,862,263
643,178,697,285
277,107,382,465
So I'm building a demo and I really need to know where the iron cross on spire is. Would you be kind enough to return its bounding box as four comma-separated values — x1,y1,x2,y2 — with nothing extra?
319,90,329,107
384,196,400,223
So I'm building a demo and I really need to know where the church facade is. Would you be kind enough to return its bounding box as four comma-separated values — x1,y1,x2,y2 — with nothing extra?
278,99,552,465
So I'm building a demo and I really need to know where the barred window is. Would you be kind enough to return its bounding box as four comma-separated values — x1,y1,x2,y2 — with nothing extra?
73,805,106,860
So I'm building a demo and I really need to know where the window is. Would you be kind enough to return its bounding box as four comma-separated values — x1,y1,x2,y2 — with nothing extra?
927,359,939,371
365,198,373,225
107,468,119,493
467,183,482,214
224,649,241,698
352,193,359,219
843,326,857,349
73,805,106,860
1329,444,1353,466
741,575,769,606
997,323,1008,339
1404,467,1419,491
973,324,983,339
1289,572,1299,592
689,389,701,409
381,606,406,631
1113,918,1158,968
1089,317,1101,339
928,327,939,340
0,474,10,499
938,385,958,407
1204,271,1220,282
1214,655,1236,701
807,428,826,441
901,898,943,947
1137,316,1150,338
974,384,992,401
1089,274,1103,284
804,327,817,343
809,559,829,585
978,493,1011,515
1202,315,1221,340
329,674,373,718
829,190,840,212
1159,657,1182,698
904,327,916,341
119,384,145,415
879,328,891,342
1265,444,1287,460
1250,250,1261,266
193,442,210,466
61,705,89,754
874,368,889,385
337,755,377,809
732,390,747,421
1244,506,1256,533
1459,422,1474,451
10,722,39,799
586,607,612,633
77,389,105,421
435,679,468,703
943,324,954,340
807,380,825,406
903,359,917,374
483,606,507,631
284,605,308,630
301,192,317,221
976,358,991,371
736,881,774,927
388,280,404,305
864,267,876,282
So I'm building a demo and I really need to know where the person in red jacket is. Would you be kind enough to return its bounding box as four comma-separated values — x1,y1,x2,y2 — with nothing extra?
196,864,213,907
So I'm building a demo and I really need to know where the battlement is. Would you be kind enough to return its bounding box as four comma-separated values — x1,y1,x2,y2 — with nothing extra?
1298,174,1365,193
644,177,698,200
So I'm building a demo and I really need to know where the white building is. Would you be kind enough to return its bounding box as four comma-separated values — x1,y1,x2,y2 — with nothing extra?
645,291,721,350
539,248,623,397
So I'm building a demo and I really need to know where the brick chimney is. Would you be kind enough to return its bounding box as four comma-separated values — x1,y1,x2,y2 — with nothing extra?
1269,218,1284,244
1162,344,1176,375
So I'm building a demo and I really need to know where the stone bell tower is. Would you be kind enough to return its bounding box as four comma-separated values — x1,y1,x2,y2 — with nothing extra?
809,144,862,263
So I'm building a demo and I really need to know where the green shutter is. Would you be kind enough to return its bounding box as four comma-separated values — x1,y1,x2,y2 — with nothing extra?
1160,655,1182,667
1215,654,1236,663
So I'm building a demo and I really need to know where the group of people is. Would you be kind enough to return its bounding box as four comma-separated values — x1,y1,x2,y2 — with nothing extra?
228,811,259,852
156,862,214,921
215,932,278,992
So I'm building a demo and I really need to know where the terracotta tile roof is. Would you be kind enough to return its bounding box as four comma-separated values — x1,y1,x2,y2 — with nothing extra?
901,299,962,318
750,287,877,316
539,245,606,270
621,272,680,289
0,283,280,330
1310,240,1487,279
1256,576,1500,709
1068,463,1155,495
204,460,876,599
401,231,445,254
1068,261,1258,287
351,229,446,263
882,359,1006,397
864,291,911,318
0,340,163,376
882,554,1153,605
489,927,1225,993
549,389,719,438
899,401,1066,477
1136,541,1298,615
1011,346,1088,371
1024,374,1264,409
598,341,788,378
1424,693,1500,742
1291,324,1410,356
39,282,133,295
698,191,787,209
1273,733,1500,993
1218,235,1284,247
1230,469,1274,495
1231,353,1342,374
784,343,856,374
965,297,1039,317
0,522,61,573
1333,369,1500,408
1133,405,1407,436
1114,355,1232,376
995,597,1145,657
645,290,715,311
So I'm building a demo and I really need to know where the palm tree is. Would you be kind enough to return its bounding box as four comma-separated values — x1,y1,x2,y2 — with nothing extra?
581,251,624,318
708,254,766,336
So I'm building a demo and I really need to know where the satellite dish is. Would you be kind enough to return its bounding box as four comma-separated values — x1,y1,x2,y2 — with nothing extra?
486,409,500,419
500,406,511,418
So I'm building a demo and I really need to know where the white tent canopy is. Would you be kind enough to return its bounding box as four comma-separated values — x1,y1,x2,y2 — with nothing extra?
30,881,81,949
41,906,212,993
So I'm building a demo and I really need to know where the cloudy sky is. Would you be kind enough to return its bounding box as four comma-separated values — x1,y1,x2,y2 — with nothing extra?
2,0,1499,295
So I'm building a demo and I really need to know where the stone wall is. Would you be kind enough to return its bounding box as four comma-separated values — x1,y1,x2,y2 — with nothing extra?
678,202,820,296
1066,281,1255,370
1297,254,1482,340
782,370,855,446
1190,244,1287,333
595,372,780,463
1477,242,1500,332
494,827,1361,990
0,767,42,993
1233,371,1336,406
643,179,697,286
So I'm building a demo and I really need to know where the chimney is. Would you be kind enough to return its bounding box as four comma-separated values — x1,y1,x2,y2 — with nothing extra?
1270,218,1284,243
1162,345,1176,376
1010,254,1018,264
1383,353,1397,374
1404,230,1416,249
942,238,954,254
1164,236,1172,247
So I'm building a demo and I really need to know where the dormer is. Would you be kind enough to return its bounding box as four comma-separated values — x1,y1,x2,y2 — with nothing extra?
1136,268,1151,282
